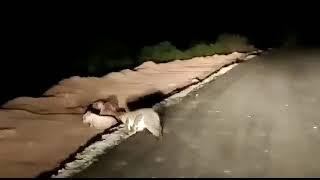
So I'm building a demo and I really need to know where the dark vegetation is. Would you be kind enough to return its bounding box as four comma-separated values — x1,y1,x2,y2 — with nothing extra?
1,13,319,105
139,34,255,63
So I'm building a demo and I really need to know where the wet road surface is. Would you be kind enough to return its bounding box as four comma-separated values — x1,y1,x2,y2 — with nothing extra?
74,49,320,178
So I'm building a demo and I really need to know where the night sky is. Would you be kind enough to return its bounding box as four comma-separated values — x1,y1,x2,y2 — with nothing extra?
1,7,319,104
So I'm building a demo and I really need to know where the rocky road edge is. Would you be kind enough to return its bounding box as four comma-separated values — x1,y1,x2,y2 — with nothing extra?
48,52,261,178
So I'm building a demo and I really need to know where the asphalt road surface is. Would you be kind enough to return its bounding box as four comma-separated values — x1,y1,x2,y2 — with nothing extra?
73,49,320,178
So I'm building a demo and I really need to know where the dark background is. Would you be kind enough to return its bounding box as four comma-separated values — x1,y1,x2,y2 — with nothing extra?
1,7,319,105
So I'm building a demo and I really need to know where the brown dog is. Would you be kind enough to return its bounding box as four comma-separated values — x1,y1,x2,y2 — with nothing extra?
86,95,126,122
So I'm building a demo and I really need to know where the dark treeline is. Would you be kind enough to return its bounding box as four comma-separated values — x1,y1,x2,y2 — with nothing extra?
1,15,319,104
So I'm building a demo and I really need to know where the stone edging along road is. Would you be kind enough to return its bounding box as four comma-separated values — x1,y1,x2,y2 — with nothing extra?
48,51,261,178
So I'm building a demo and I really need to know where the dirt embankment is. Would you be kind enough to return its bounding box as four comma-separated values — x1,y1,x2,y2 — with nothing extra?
0,52,254,177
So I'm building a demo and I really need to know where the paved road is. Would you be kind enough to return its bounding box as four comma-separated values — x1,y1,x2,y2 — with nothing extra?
74,49,320,178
